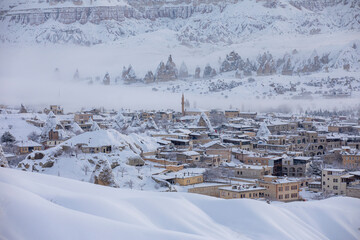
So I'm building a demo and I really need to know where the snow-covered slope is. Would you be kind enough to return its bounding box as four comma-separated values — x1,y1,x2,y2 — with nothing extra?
1,167,360,240
17,129,163,189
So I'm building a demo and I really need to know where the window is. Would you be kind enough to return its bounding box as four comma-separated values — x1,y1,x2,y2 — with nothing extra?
291,185,297,190
333,179,338,183
285,194,289,199
291,193,297,198
285,186,289,191
249,193,252,198
232,193,237,198
333,186,338,190
279,195,283,199
278,187,283,191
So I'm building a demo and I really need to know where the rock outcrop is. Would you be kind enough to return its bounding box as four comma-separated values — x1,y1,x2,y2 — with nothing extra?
155,55,178,82
91,159,118,187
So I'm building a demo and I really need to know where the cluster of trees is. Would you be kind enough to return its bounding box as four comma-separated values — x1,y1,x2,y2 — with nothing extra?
305,109,359,118
203,166,235,183
1,131,15,144
73,46,339,86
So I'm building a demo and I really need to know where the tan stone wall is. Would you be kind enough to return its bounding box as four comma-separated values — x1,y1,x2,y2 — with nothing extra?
342,155,360,168
219,189,265,199
322,170,347,195
259,181,300,202
234,166,271,179
188,184,230,197
240,155,270,165
144,157,178,166
346,187,360,199
175,175,203,186
225,111,239,118
153,165,184,172
205,149,231,162
74,113,93,124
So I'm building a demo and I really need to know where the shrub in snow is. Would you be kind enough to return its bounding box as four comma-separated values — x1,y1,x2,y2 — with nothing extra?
28,131,40,142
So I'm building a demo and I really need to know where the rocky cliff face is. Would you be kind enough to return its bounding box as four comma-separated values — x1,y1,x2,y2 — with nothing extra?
1,0,359,45
3,1,217,25
289,0,359,11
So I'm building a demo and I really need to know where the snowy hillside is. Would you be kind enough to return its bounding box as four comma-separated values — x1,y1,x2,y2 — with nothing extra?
17,129,165,190
1,167,360,240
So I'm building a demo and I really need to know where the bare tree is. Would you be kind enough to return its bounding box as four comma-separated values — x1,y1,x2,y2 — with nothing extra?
28,131,40,142
82,165,90,175
136,166,142,175
140,183,146,191
203,168,222,181
125,180,134,189
119,166,127,177
209,110,227,127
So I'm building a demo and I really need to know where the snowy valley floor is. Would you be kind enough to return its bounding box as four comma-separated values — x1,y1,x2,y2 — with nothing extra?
0,168,360,240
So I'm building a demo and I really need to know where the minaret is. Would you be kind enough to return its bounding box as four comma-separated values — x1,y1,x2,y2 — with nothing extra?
181,93,185,116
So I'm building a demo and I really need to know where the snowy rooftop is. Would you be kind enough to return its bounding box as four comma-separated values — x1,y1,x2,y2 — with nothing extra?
201,140,221,148
15,140,42,147
235,164,271,170
349,171,360,177
180,151,200,156
219,185,266,193
166,138,190,143
323,168,346,172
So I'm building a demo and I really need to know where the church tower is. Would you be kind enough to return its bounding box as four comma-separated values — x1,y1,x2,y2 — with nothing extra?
181,93,185,116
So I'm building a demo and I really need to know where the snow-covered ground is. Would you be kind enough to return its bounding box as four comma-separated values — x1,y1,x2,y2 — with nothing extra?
0,113,43,141
1,167,360,240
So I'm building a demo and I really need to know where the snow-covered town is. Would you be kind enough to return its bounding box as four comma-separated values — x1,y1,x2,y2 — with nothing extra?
2,101,360,199
1,0,360,239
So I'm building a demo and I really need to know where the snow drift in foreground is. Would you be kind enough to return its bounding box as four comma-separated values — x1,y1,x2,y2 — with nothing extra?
1,168,360,240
